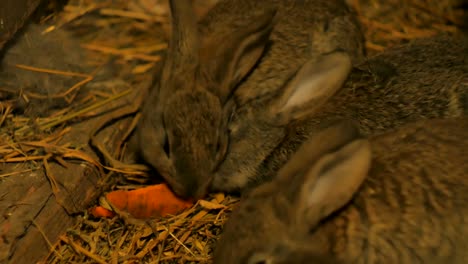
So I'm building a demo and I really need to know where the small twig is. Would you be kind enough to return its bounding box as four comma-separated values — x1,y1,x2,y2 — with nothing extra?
43,155,61,195
65,237,108,264
162,225,196,257
1,156,45,162
0,104,12,127
82,43,162,62
14,64,90,78
99,8,166,23
40,89,132,132
58,3,109,26
0,169,35,178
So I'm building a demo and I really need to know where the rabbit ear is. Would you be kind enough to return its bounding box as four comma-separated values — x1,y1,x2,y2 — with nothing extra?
158,0,200,103
167,0,200,68
269,51,352,125
199,9,276,102
286,136,372,232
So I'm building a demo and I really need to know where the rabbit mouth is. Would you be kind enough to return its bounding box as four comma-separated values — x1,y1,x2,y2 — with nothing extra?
193,175,214,200
166,169,214,200
162,175,188,199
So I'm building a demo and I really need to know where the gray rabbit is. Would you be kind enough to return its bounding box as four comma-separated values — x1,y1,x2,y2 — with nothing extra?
210,33,468,195
213,117,468,264
136,0,366,199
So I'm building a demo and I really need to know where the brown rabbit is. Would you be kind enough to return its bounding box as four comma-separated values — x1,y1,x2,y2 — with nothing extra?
136,0,366,199
213,117,468,264
210,33,468,195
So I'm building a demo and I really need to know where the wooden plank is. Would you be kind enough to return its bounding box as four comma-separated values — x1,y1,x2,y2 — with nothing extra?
0,0,43,49
0,85,144,263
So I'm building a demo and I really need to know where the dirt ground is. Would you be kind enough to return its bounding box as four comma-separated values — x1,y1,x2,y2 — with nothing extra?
0,0,465,263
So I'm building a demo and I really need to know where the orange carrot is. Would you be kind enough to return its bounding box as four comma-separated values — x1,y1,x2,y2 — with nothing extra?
91,183,194,219
89,206,116,218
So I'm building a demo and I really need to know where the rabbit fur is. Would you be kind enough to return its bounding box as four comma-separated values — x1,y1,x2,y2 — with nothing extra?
136,0,366,199
213,117,468,264
211,33,468,194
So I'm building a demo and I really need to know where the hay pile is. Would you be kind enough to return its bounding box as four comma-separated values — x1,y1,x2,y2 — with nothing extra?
0,0,464,263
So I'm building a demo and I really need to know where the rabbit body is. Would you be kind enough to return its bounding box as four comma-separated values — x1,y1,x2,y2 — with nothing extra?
136,0,365,199
213,117,468,264
212,34,468,193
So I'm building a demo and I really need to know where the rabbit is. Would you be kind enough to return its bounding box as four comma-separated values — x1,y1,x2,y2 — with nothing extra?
209,33,468,195
135,0,366,199
212,117,468,264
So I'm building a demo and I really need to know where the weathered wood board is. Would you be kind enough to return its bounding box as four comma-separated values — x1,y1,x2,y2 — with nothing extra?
0,0,43,50
0,87,143,263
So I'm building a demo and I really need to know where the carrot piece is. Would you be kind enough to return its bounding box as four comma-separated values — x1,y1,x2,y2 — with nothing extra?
89,206,116,218
104,183,194,219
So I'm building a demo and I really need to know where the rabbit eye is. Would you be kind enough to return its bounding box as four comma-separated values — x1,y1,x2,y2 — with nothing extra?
215,140,221,152
163,136,170,157
212,133,229,171
252,261,266,264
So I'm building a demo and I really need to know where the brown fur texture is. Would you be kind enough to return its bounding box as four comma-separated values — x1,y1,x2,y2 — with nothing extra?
136,0,365,199
212,34,468,193
213,117,468,264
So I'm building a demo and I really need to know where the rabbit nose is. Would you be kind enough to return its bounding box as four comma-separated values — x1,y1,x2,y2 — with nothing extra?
180,175,212,200
193,177,213,200
172,156,214,199
174,171,213,200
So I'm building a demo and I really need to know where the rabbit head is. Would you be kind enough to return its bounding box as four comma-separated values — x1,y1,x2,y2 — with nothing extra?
213,120,371,264
137,0,277,199
211,51,353,192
